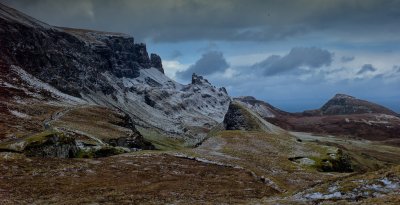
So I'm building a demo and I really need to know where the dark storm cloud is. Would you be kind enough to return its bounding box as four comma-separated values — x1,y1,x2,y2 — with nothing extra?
1,0,400,42
357,64,377,74
341,56,355,63
177,51,229,80
252,47,333,76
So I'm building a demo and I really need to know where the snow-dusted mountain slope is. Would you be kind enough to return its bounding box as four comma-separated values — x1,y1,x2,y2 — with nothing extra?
234,96,289,118
82,70,230,143
0,3,230,145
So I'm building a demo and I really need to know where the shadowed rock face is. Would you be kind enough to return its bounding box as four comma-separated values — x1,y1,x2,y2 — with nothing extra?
24,132,79,158
223,102,258,131
0,3,158,97
150,53,164,73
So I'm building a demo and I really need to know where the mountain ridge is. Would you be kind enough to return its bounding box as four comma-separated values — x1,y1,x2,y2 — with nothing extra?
0,2,230,148
235,94,400,142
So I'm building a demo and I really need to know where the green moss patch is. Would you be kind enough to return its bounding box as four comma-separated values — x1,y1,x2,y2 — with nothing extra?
311,149,353,172
136,127,186,151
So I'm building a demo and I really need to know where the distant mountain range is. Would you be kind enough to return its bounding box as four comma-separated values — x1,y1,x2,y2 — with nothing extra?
235,94,400,143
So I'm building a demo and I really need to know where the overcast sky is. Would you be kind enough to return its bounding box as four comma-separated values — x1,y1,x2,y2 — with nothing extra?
2,0,399,112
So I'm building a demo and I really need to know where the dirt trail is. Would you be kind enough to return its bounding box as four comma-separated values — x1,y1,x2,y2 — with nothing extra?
43,106,75,129
42,105,106,145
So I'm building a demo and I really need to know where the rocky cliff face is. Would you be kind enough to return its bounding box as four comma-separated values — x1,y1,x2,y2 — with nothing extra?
0,4,161,97
223,102,254,131
0,3,230,146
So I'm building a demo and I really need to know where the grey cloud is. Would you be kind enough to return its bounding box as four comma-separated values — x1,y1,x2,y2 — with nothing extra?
393,65,400,72
197,42,219,53
177,51,229,80
357,64,377,74
341,56,355,63
1,0,400,42
252,47,333,76
208,66,400,113
169,50,182,59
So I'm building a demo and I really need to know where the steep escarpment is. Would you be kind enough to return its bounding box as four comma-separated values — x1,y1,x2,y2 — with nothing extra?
0,3,230,147
0,4,161,97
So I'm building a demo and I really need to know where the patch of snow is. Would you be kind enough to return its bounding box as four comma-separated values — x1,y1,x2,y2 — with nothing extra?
1,82,19,89
380,178,398,189
375,114,399,120
304,192,323,199
297,158,315,165
87,69,231,143
238,101,276,118
11,65,86,104
304,192,342,200
328,185,338,193
9,110,31,119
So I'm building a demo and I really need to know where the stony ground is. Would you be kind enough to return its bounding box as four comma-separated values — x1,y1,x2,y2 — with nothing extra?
1,102,399,204
0,152,278,205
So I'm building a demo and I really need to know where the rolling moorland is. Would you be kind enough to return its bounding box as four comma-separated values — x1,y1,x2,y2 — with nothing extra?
0,3,399,204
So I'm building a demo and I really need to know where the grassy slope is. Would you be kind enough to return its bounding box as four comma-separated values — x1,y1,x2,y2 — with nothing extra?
1,101,400,204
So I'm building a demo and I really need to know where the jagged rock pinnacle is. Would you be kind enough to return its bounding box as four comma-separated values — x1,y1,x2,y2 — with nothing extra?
150,53,164,73
191,73,210,85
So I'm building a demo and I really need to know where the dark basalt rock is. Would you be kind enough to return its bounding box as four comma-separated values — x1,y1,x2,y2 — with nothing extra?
0,3,163,97
108,134,155,150
24,132,79,158
150,53,164,73
191,73,210,85
133,43,151,68
219,87,228,94
223,102,259,131
113,112,155,150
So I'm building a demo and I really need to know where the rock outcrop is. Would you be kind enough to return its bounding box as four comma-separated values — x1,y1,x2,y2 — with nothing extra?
320,94,398,116
223,102,260,131
150,53,164,73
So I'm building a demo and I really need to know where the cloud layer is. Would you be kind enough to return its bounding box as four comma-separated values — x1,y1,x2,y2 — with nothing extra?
252,47,333,76
357,64,377,74
2,0,400,43
177,51,229,80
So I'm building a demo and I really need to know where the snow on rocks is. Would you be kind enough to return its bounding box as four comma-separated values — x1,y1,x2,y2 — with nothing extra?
11,65,86,104
8,110,31,119
83,69,230,144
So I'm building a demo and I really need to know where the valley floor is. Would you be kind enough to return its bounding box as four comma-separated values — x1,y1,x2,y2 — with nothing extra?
1,129,400,204
0,103,399,204
0,152,277,204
